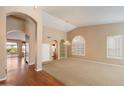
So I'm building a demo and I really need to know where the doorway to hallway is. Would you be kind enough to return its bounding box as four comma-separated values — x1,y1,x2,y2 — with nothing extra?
51,40,58,60
6,12,37,75
6,41,26,71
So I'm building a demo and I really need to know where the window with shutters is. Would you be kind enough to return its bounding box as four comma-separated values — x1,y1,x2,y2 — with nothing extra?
107,35,123,59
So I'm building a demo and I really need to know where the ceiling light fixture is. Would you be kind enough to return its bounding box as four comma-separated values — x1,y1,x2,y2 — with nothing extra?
64,40,71,46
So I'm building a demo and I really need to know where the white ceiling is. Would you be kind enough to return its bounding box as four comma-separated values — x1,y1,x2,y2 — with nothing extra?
42,11,77,32
42,6,124,31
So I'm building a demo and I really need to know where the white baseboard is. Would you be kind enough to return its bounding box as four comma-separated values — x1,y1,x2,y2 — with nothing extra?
0,76,7,81
84,59,124,68
42,59,52,62
28,62,35,65
70,57,124,68
35,68,42,72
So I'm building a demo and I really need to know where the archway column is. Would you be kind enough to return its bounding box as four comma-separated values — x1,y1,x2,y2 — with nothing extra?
25,19,36,65
0,9,7,81
35,9,43,71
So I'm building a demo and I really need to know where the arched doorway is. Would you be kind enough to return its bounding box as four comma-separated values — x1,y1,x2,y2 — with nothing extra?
50,40,58,60
0,7,43,81
6,12,36,71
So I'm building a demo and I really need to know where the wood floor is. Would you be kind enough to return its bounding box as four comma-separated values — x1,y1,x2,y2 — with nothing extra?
0,57,63,86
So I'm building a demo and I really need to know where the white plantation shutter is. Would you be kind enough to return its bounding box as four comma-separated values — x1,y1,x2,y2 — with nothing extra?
72,36,85,56
107,35,123,59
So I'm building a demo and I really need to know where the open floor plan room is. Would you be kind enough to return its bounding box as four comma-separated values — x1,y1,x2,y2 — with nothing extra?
1,6,124,86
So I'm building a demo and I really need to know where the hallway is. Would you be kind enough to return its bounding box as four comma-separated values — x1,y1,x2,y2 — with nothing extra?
0,57,63,86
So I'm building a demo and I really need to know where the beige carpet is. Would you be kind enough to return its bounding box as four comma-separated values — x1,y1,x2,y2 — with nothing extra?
43,58,124,86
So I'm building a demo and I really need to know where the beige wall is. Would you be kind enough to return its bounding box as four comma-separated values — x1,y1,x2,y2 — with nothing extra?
43,26,67,59
67,22,124,66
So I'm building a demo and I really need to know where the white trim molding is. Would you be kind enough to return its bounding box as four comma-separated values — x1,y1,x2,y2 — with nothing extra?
70,57,124,68
28,62,35,66
35,68,42,72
